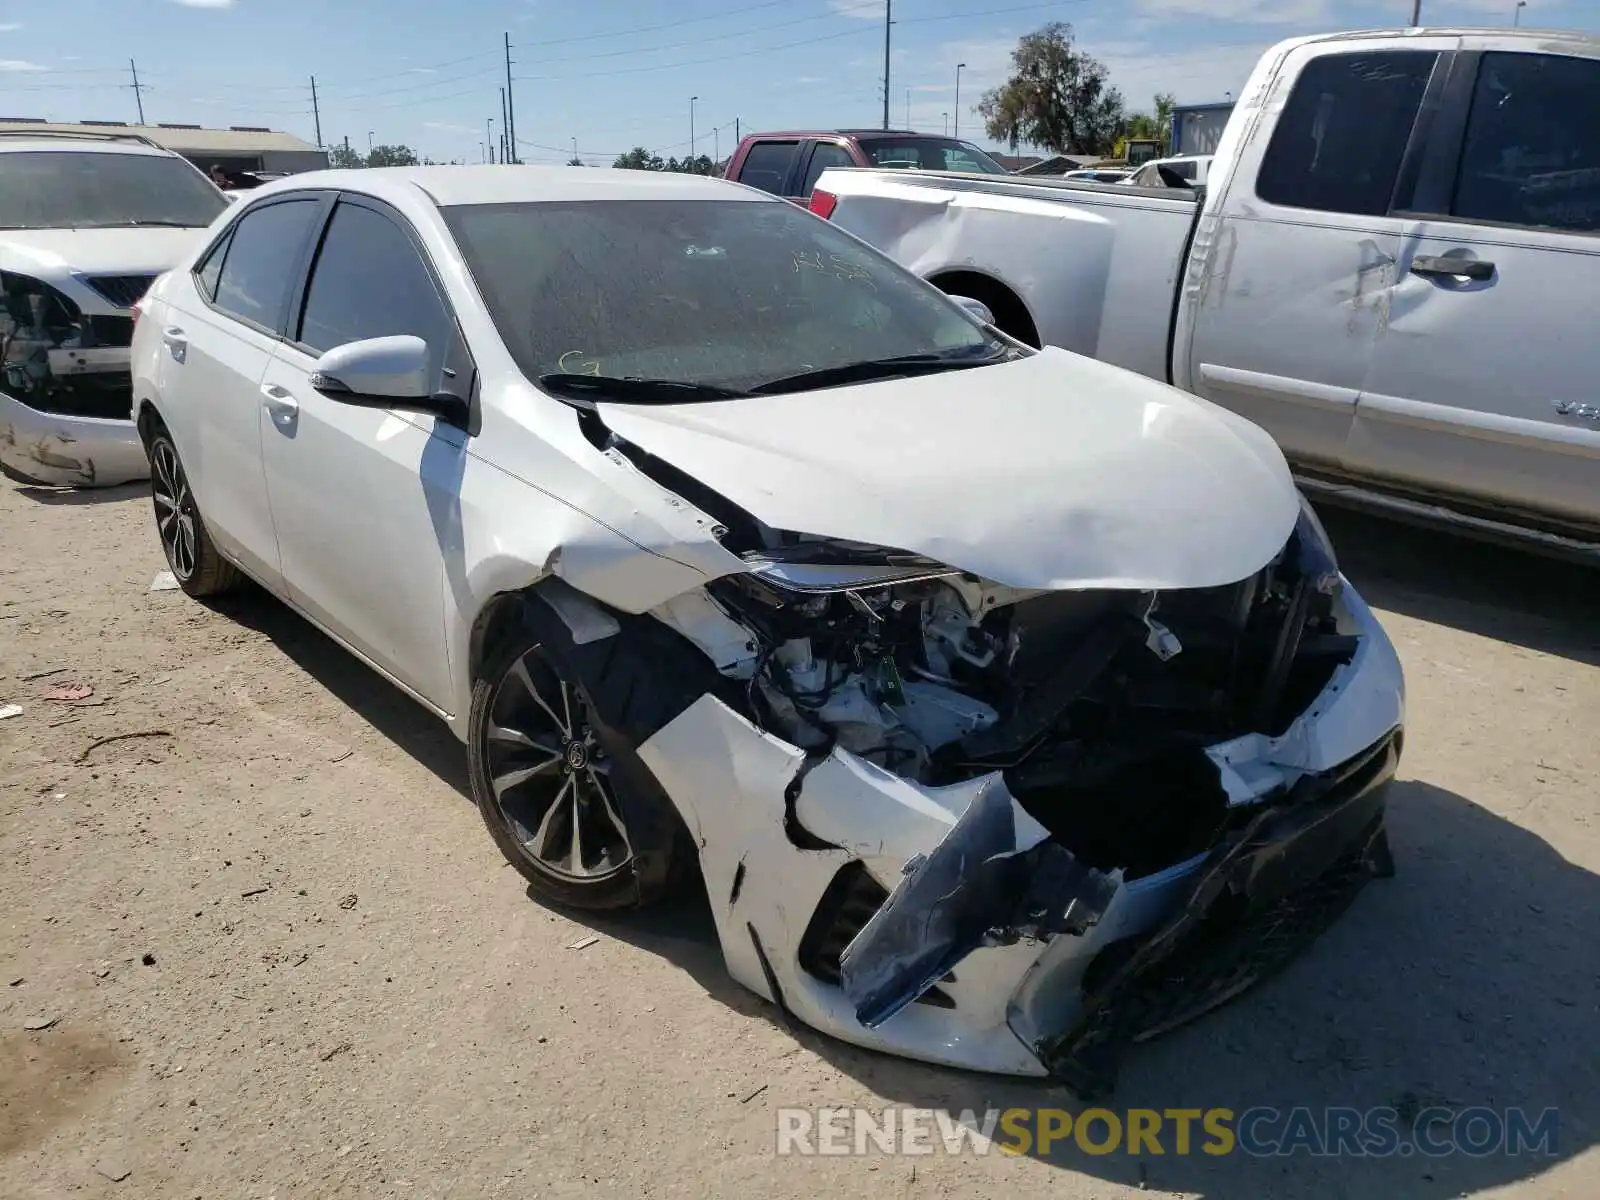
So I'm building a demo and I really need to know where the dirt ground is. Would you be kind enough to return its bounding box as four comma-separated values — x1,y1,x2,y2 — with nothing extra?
1,478,1596,1200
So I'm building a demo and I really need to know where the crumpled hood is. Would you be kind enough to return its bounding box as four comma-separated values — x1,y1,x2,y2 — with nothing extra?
596,348,1300,592
0,227,205,279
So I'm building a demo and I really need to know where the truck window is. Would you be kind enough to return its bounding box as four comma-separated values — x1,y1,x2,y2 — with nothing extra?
736,141,799,196
1450,52,1600,234
801,143,855,197
1256,50,1438,217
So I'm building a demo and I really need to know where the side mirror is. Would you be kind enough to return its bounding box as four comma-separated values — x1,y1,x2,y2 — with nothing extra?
948,295,995,327
310,334,468,426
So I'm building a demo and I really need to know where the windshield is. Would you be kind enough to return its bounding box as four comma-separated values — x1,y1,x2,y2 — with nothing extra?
443,199,1002,395
0,151,228,229
863,138,1009,174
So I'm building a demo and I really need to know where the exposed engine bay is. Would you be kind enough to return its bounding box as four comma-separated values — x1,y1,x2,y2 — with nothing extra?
691,514,1353,880
1,271,139,420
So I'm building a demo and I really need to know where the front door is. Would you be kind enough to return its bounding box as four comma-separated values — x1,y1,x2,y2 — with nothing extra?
258,195,470,710
1182,43,1451,468
1347,46,1600,528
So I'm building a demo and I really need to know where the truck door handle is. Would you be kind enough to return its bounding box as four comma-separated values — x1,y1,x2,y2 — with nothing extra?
260,383,299,425
162,326,187,362
1410,255,1494,282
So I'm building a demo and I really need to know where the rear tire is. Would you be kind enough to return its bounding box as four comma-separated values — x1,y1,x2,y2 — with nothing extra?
146,423,240,598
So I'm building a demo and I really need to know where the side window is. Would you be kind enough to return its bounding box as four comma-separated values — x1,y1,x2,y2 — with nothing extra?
1451,52,1600,234
1173,160,1198,181
736,141,800,195
194,230,231,301
212,199,321,329
296,201,452,376
1256,50,1438,216
800,143,855,197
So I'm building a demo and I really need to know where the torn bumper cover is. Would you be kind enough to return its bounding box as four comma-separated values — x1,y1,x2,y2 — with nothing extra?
0,388,146,487
634,581,1403,1094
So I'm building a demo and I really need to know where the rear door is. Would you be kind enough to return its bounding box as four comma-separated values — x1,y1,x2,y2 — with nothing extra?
159,192,328,590
257,194,467,709
730,139,803,200
1182,41,1455,468
795,139,857,202
1346,44,1600,528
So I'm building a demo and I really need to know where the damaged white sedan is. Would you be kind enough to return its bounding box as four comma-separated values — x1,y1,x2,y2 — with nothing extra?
131,165,1404,1097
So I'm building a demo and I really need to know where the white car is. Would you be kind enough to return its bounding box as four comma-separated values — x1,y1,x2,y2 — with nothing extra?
1126,154,1214,188
130,165,1405,1096
0,131,229,486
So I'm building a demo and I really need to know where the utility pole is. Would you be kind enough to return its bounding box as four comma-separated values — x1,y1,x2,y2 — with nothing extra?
1513,0,1526,24
503,33,518,164
500,87,509,164
1410,0,1422,24
905,88,910,128
954,63,966,139
487,117,495,164
310,76,322,148
128,59,147,124
735,116,741,144
689,95,698,162
881,0,892,130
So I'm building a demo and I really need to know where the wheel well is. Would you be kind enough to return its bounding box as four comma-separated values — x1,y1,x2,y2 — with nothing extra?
468,591,533,684
135,399,164,447
928,271,1041,348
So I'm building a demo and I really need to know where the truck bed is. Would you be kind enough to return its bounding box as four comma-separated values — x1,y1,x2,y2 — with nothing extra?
815,167,1200,381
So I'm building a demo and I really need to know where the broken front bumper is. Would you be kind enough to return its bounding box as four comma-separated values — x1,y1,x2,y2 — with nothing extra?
0,389,147,488
634,578,1404,1090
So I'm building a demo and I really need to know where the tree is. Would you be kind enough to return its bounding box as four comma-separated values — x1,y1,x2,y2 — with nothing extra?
328,143,365,169
367,144,419,167
567,156,584,166
613,146,664,171
1122,91,1177,155
976,23,1125,157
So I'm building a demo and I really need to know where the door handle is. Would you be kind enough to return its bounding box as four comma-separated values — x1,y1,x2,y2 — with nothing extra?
162,326,187,363
260,383,299,425
1410,255,1494,282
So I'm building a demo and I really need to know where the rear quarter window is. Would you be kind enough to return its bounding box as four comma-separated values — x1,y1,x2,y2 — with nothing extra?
736,142,799,195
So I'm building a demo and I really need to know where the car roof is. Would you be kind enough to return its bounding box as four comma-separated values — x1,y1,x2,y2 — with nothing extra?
741,129,938,141
0,136,175,157
245,164,771,209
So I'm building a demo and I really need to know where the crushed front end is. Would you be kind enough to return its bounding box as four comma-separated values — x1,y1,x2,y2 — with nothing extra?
0,270,152,486
629,498,1404,1094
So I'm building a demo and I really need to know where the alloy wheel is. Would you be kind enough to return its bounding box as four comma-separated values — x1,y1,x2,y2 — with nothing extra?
483,646,633,881
150,438,198,580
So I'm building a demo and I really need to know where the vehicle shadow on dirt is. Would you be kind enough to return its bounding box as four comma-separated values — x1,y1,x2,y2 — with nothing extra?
208,587,473,800
9,481,149,506
1322,508,1600,668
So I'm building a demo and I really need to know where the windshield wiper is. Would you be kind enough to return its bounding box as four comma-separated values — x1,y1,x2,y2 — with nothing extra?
748,347,1009,395
538,373,751,405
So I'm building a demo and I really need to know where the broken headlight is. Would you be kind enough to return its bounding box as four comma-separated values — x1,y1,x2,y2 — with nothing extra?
1294,493,1340,595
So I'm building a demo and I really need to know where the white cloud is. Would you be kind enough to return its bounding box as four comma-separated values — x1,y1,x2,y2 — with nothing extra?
169,0,235,8
423,120,476,135
1099,39,1271,105
1134,0,1331,20
408,67,438,74
795,75,828,84
831,0,884,18
0,22,20,31
0,58,45,72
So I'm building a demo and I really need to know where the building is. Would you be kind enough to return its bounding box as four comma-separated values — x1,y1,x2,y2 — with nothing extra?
1170,102,1235,157
0,118,329,177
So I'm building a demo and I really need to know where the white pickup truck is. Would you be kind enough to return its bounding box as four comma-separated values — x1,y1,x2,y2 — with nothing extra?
813,28,1600,558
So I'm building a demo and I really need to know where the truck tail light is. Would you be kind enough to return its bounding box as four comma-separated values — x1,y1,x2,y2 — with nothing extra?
808,188,838,220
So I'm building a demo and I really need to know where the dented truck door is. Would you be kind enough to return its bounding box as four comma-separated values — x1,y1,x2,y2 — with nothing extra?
1346,42,1600,533
1180,42,1454,471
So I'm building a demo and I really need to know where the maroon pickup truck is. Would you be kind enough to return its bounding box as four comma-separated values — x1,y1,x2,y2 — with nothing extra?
721,129,1009,203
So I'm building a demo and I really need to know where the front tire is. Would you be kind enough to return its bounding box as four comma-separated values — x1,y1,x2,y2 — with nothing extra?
468,613,694,911
146,425,240,598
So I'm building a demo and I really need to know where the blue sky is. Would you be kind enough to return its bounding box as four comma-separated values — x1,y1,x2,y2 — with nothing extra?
2,0,1596,163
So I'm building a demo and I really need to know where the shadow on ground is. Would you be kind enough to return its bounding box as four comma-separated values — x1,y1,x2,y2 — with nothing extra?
1321,507,1600,667
210,586,471,799
207,517,1596,1196
10,480,149,507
